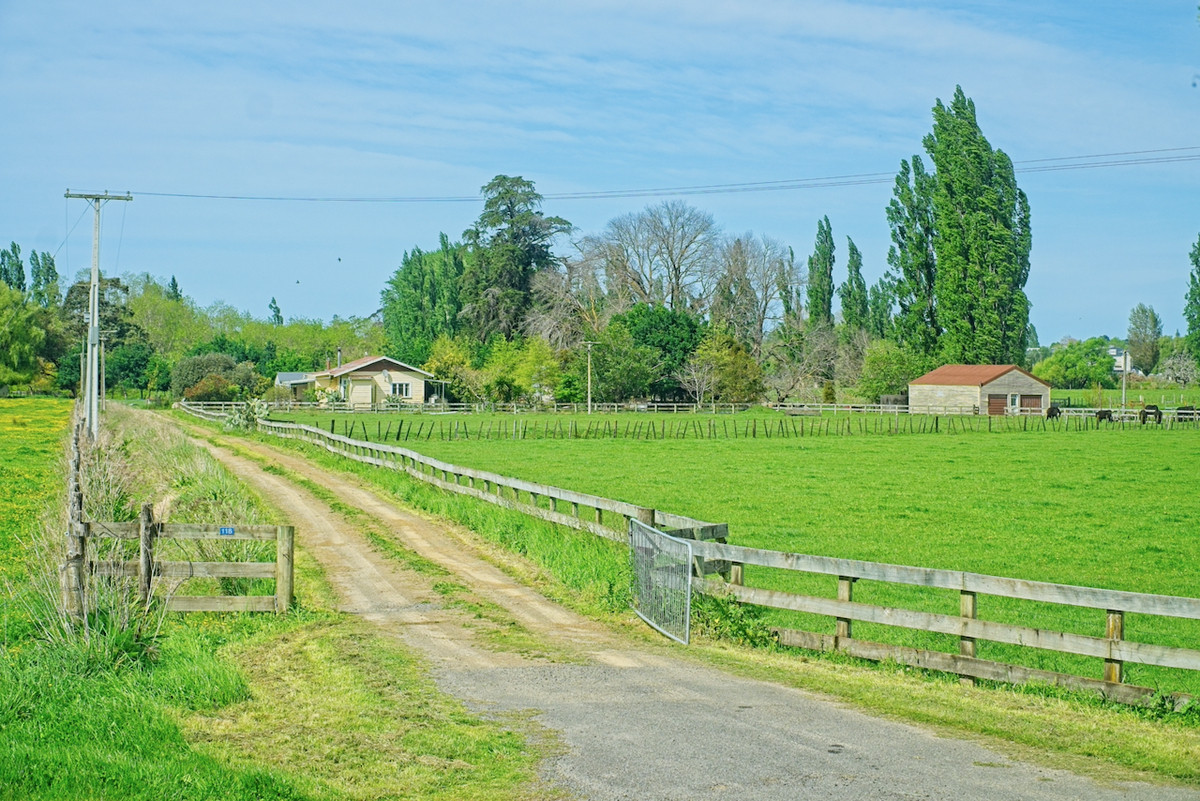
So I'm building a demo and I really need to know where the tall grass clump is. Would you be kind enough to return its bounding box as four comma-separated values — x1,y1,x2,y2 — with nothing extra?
15,406,277,667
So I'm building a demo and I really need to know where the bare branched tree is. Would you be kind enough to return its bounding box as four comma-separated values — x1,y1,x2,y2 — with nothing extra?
675,352,717,404
525,241,634,349
763,322,836,402
712,233,791,357
591,201,720,312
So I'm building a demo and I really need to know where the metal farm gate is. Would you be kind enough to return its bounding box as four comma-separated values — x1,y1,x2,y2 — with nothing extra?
629,519,693,645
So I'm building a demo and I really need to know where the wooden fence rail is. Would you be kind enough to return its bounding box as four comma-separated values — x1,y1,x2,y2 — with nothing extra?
76,505,294,613
692,540,1200,704
179,403,1198,704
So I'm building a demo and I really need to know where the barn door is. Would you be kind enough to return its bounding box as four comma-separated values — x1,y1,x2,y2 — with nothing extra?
987,394,1007,416
1020,395,1042,413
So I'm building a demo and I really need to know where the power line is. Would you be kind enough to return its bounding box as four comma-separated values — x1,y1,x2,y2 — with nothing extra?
124,145,1200,204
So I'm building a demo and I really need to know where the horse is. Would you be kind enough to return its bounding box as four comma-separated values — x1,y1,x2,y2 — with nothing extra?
1045,405,1062,420
1140,405,1162,424
1095,410,1114,423
1176,405,1196,422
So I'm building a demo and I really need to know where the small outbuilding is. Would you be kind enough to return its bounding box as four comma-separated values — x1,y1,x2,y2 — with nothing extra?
908,364,1050,416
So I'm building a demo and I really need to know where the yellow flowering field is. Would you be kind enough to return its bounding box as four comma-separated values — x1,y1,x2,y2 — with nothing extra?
0,399,73,583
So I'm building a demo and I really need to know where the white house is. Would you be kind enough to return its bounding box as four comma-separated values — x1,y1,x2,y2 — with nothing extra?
274,355,434,407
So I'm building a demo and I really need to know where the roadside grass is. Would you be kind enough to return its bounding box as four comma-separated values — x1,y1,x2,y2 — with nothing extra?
1,403,554,801
179,619,556,801
189,409,1200,783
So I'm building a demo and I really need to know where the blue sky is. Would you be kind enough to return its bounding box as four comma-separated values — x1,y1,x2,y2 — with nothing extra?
2,1,1198,344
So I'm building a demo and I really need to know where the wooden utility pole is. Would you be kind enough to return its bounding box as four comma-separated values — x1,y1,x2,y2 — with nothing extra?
65,190,132,439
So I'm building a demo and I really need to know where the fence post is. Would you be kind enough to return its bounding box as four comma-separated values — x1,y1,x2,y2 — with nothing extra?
1104,609,1124,683
138,503,155,606
836,576,853,644
275,526,295,613
63,523,86,618
959,590,977,686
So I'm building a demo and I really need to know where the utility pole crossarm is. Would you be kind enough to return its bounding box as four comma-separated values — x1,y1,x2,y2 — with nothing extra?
64,190,133,202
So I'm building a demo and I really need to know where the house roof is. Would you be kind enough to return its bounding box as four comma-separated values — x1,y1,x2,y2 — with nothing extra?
910,364,1049,388
274,372,313,387
314,355,433,379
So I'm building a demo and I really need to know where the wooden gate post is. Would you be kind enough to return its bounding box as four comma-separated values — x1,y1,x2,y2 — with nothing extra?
1104,609,1124,684
275,526,295,613
138,503,155,605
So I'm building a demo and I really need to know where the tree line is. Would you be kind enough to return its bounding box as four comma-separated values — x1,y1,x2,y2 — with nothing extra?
382,87,1041,405
0,253,381,401
3,87,1198,403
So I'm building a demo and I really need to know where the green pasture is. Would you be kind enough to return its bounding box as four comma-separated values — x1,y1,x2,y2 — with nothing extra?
0,399,73,585
269,408,1200,695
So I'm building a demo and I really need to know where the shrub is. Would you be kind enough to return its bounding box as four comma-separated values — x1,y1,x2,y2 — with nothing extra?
170,353,235,396
184,374,237,402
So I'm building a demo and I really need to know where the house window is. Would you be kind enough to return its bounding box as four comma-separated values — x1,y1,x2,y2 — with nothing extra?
391,382,411,398
339,378,349,400
1008,393,1019,409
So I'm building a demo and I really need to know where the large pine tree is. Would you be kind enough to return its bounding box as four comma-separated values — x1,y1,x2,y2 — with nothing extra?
459,175,570,341
923,86,1031,365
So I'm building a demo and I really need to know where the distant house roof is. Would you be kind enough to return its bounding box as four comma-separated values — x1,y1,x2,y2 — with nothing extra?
314,355,434,379
910,364,1048,388
274,372,312,387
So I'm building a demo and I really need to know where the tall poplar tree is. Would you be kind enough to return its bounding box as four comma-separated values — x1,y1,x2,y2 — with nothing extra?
837,236,868,336
805,216,835,330
0,242,24,292
923,86,1031,365
886,155,939,357
381,234,466,366
1186,234,1200,361
29,251,59,308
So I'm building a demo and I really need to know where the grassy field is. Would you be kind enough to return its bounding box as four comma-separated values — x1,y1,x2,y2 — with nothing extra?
0,403,550,801
0,399,73,586
268,409,1200,696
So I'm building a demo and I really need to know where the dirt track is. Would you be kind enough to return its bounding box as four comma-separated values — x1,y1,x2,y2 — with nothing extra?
192,427,1199,801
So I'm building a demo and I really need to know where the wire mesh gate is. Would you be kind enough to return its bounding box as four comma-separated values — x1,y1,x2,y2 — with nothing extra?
629,519,693,644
